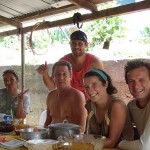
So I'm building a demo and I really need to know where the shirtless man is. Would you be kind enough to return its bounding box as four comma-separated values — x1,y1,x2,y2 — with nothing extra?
37,30,103,99
44,60,87,133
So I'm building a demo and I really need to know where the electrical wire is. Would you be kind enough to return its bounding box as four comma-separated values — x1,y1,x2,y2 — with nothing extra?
29,21,51,55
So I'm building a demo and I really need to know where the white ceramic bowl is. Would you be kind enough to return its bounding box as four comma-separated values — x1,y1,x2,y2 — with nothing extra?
24,139,59,150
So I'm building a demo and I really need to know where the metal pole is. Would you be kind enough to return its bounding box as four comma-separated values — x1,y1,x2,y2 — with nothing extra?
20,27,25,88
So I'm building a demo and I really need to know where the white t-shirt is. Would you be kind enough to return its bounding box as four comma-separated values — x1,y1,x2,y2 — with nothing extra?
118,99,150,150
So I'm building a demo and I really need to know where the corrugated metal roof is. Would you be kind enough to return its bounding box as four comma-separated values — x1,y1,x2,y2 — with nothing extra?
0,0,108,29
0,0,71,18
0,0,149,36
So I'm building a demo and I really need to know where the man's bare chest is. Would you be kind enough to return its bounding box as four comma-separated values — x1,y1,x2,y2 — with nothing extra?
49,100,72,120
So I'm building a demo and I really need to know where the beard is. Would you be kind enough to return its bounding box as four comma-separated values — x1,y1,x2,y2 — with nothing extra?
72,49,85,57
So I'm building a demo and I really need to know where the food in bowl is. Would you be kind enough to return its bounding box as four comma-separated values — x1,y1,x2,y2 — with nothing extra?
59,134,106,150
60,141,94,150
19,127,48,141
14,124,30,135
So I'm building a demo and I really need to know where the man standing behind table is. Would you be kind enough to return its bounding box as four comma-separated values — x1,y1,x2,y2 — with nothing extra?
44,60,87,133
118,59,150,150
37,30,104,99
0,70,30,119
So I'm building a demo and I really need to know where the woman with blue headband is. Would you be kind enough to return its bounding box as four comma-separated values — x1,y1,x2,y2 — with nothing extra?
83,68,127,148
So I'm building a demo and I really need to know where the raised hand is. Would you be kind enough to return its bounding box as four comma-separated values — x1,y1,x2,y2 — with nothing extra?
36,61,49,76
18,86,29,103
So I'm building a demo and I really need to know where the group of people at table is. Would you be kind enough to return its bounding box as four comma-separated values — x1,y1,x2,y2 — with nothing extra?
0,30,150,150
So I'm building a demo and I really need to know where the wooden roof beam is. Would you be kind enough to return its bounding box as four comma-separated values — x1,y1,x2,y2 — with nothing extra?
0,15,22,28
88,0,113,4
0,5,79,28
14,5,79,22
67,0,98,11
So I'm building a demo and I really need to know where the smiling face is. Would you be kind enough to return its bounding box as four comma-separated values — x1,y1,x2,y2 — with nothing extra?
53,65,72,89
127,66,150,103
70,40,88,57
3,73,19,91
83,75,108,103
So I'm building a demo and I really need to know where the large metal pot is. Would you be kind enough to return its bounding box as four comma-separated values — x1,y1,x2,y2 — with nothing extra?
48,123,81,140
19,127,48,141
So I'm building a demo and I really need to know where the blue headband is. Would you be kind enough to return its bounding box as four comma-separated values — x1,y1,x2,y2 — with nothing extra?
86,68,108,81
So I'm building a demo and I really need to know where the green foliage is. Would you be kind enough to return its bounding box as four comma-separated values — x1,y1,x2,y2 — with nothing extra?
140,26,150,44
85,16,126,50
50,28,70,44
0,35,18,48
147,50,150,56
31,28,70,50
32,30,50,49
0,27,70,52
141,27,150,37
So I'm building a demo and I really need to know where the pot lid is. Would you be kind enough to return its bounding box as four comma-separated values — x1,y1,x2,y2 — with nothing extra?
48,123,81,129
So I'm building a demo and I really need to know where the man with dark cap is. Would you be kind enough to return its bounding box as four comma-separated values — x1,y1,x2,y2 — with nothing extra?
37,30,103,100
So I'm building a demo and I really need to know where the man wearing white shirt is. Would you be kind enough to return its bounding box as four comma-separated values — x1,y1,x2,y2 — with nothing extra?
118,59,150,150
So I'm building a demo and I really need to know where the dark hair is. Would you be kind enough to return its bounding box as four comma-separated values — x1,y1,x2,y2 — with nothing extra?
124,59,150,84
83,68,117,95
70,30,87,42
3,69,19,80
52,60,72,77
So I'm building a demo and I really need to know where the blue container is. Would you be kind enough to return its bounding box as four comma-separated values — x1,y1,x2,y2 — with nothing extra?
3,115,12,124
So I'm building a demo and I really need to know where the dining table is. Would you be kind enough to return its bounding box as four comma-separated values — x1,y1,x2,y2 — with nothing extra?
0,147,120,150
0,132,120,150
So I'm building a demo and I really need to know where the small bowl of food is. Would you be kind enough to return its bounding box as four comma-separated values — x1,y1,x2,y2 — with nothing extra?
59,134,106,150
